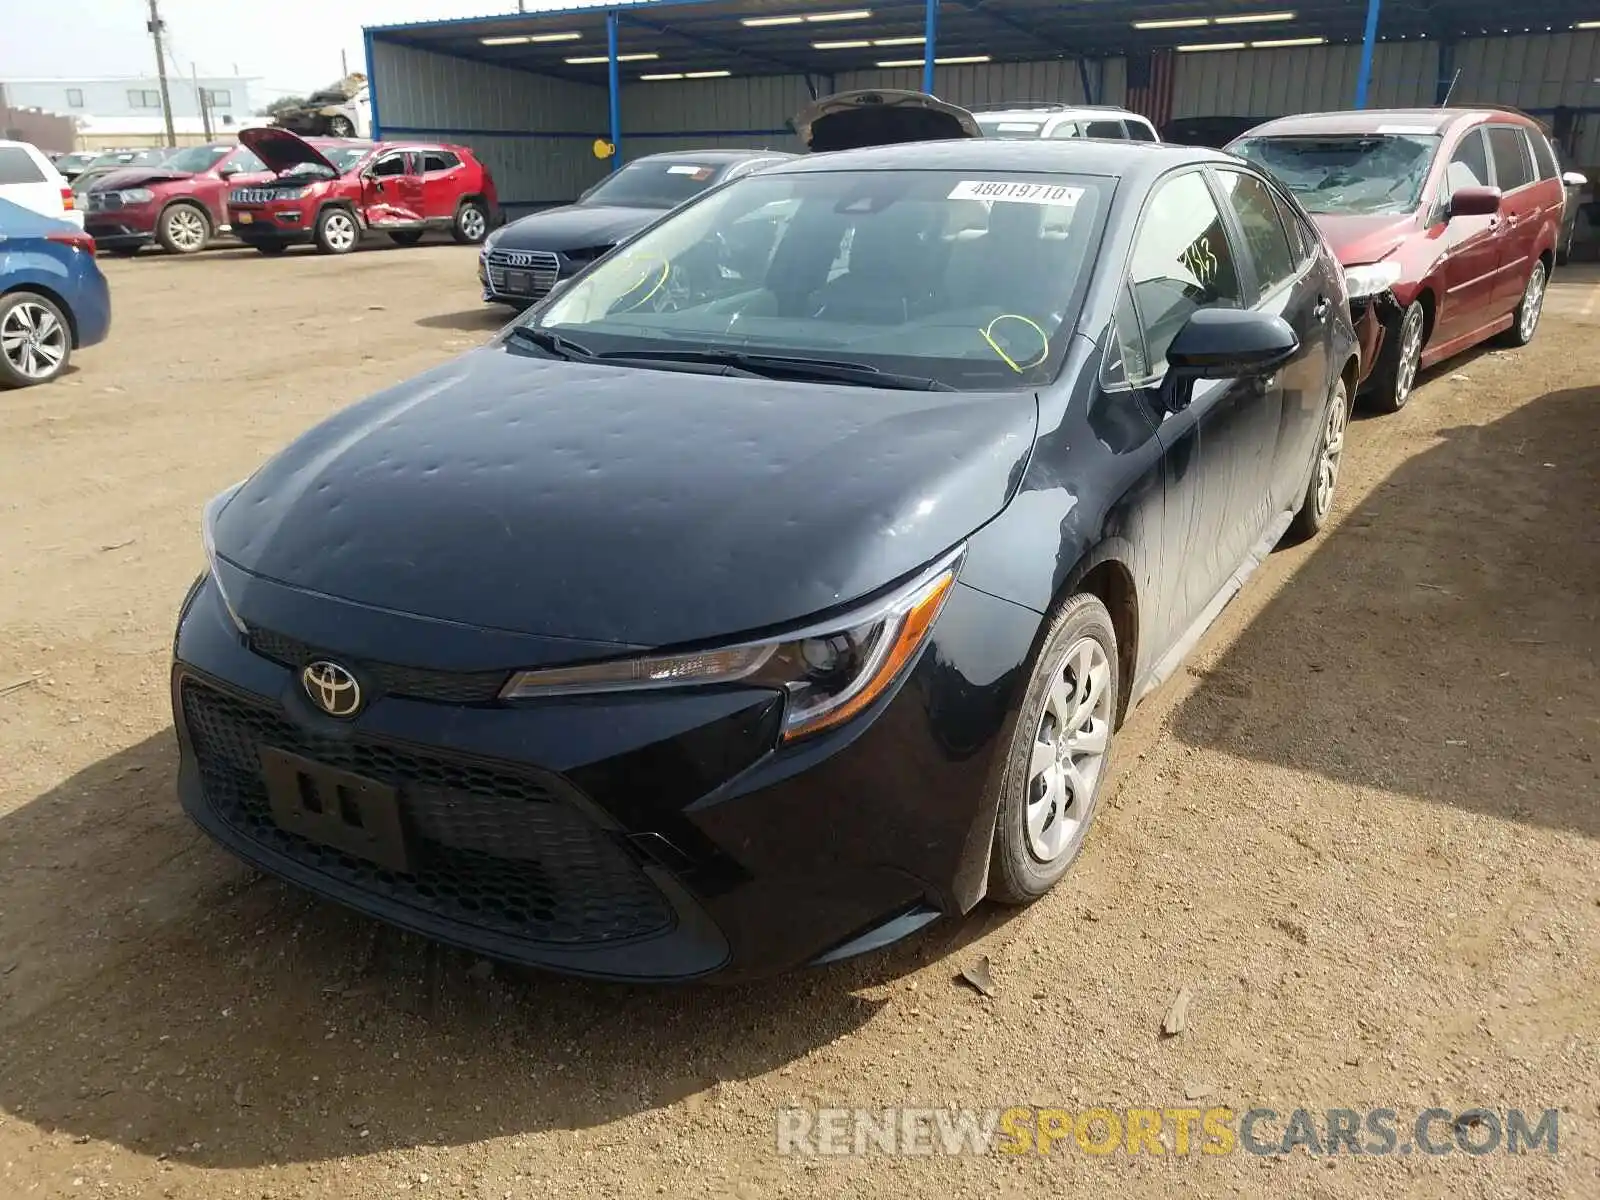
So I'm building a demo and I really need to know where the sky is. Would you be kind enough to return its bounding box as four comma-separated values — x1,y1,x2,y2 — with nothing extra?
1,0,543,104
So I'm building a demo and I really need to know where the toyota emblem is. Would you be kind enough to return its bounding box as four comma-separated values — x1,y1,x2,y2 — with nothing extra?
302,660,363,718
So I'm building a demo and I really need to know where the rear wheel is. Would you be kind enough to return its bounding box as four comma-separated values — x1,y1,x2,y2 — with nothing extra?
1363,300,1424,414
452,201,489,245
157,202,210,254
1287,375,1351,543
0,291,73,389
388,230,425,247
1503,259,1547,347
314,207,359,255
328,115,356,137
988,594,1119,905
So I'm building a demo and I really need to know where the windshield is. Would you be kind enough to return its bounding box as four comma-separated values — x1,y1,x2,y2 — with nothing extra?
976,117,1045,139
1233,133,1440,215
281,145,369,179
164,144,230,173
580,160,729,209
527,168,1108,390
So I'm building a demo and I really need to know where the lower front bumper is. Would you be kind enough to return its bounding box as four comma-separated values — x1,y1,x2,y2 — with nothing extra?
171,572,1039,981
87,225,153,250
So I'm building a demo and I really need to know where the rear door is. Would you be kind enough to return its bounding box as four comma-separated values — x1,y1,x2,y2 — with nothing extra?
1432,127,1501,343
420,149,464,222
1484,124,1542,308
0,143,68,224
1213,167,1332,512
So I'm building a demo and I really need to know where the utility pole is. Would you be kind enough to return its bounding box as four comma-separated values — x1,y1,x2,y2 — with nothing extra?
146,0,177,145
192,63,213,139
341,49,349,77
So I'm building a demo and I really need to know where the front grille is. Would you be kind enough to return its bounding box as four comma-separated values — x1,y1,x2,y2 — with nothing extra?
484,248,560,298
85,192,123,212
230,187,294,205
181,679,675,945
246,626,509,704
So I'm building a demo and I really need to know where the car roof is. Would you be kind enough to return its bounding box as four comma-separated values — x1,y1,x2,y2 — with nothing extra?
767,137,1232,179
632,148,796,164
1242,107,1542,138
977,106,1147,120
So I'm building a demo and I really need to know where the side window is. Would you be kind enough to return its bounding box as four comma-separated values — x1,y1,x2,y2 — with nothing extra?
423,150,460,172
370,154,408,178
1085,120,1125,140
1528,129,1560,181
1048,122,1082,140
1443,129,1491,196
1215,170,1298,296
1125,119,1159,143
1128,171,1244,374
0,146,47,185
1486,126,1534,191
1269,188,1317,267
1102,280,1150,389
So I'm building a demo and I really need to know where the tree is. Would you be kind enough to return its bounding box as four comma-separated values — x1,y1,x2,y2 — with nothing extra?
263,95,306,118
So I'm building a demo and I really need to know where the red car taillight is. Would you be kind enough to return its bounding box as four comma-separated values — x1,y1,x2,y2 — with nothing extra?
47,230,96,257
60,187,76,211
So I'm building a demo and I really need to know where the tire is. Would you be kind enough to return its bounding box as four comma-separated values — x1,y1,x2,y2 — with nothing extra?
253,242,289,256
0,291,73,389
988,593,1119,905
156,202,210,254
328,116,356,137
452,200,489,245
1362,299,1424,414
388,230,425,247
1502,258,1548,347
314,207,360,255
1287,374,1351,544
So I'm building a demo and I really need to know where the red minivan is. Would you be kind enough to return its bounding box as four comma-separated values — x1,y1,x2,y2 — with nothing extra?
1231,108,1567,411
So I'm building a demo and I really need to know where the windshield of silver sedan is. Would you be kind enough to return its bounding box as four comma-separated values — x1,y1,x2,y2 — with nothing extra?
522,169,1109,390
1232,133,1440,216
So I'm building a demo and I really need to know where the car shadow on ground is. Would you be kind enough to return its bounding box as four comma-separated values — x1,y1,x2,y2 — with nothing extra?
415,308,513,333
1173,382,1599,837
0,729,989,1168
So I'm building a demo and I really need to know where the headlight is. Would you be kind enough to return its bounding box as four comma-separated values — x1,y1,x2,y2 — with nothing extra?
201,483,248,634
1343,261,1403,299
118,188,155,204
500,546,965,741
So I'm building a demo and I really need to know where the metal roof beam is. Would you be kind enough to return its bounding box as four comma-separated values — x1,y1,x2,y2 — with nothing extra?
616,11,819,78
952,0,1078,58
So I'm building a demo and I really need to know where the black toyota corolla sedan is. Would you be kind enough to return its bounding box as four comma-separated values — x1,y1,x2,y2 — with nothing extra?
479,148,794,307
174,110,1358,983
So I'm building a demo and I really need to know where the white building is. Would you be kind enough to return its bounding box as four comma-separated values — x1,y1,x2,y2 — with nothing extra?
0,75,258,147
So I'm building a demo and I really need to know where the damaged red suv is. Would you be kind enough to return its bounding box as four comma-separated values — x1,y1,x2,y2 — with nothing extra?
82,141,272,255
1232,108,1567,411
227,128,497,255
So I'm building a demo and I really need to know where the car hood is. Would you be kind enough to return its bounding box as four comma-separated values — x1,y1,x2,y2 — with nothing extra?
1308,212,1420,267
85,167,195,192
241,126,339,175
213,347,1037,647
794,88,982,152
492,204,663,253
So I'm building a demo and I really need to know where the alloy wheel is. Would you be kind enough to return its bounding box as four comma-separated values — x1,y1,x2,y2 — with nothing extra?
459,206,487,241
324,212,357,252
1394,304,1424,405
166,207,206,252
1312,386,1348,522
1,301,68,381
1025,636,1113,863
1519,264,1546,341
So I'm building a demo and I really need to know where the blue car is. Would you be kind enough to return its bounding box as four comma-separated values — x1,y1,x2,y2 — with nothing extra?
0,197,111,388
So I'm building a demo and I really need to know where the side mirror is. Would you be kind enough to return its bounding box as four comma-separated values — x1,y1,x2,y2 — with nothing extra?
1166,307,1299,383
1447,186,1501,219
1561,170,1588,188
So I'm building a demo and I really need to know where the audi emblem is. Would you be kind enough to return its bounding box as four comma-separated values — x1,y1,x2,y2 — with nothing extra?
302,660,363,718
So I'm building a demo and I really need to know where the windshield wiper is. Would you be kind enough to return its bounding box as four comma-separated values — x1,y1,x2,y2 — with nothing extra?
593,349,956,391
505,325,596,361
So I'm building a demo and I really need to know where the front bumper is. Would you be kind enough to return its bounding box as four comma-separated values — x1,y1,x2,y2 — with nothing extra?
230,208,310,245
86,222,154,250
171,569,1037,981
1349,292,1401,388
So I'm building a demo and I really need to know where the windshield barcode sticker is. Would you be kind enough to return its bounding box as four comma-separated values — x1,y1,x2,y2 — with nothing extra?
667,165,711,175
947,180,1084,206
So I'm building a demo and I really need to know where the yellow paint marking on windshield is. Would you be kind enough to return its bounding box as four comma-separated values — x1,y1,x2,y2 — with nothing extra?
980,314,1049,373
613,253,672,312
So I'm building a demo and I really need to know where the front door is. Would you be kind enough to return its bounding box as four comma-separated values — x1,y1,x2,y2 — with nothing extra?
1432,128,1502,344
1123,169,1276,656
363,150,424,225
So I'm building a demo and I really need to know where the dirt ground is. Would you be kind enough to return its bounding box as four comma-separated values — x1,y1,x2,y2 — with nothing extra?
1,242,1596,1199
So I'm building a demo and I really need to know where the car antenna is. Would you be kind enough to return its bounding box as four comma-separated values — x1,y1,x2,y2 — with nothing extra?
1439,68,1461,106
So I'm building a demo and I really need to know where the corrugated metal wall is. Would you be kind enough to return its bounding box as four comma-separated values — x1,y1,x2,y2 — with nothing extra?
369,31,1600,206
371,39,609,208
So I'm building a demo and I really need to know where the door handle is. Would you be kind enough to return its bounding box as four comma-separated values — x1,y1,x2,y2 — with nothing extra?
1313,296,1331,322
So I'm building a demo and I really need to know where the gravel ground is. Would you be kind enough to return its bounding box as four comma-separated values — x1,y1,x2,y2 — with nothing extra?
1,243,1596,1199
